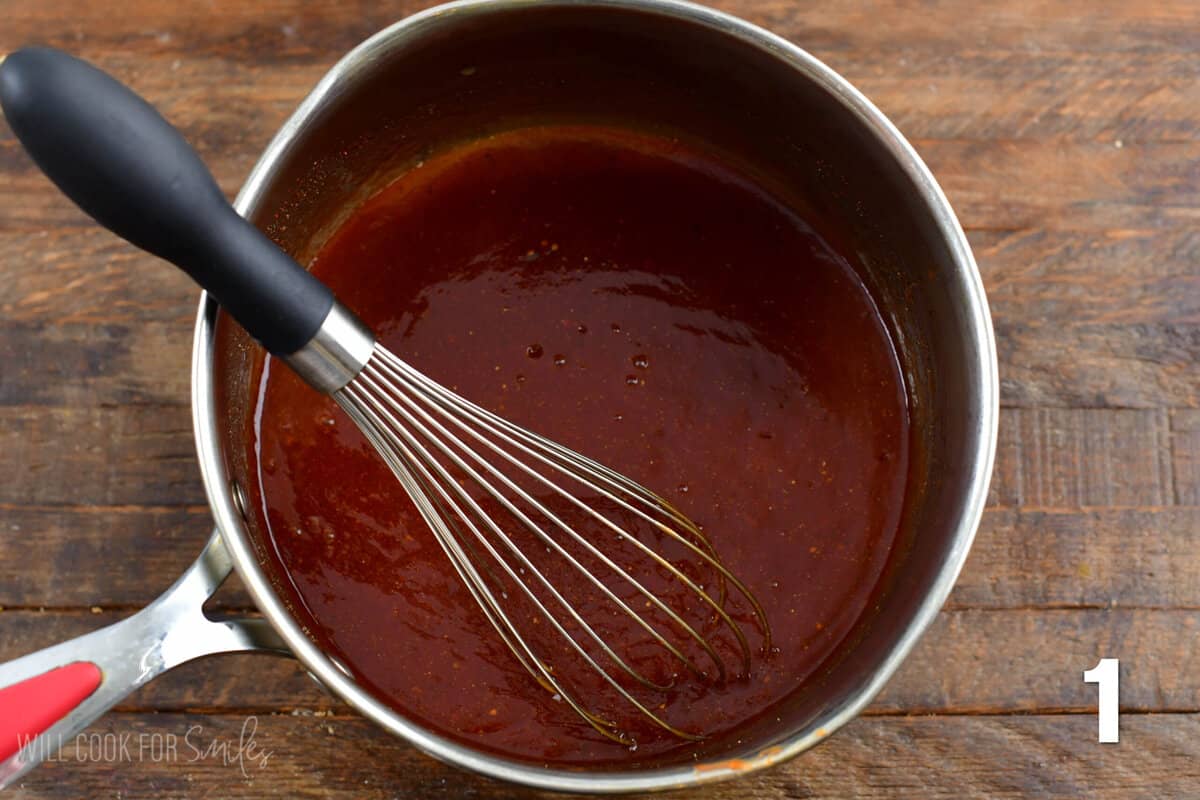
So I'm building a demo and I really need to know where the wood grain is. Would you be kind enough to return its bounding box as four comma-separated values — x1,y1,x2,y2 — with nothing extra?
3,226,1194,327
0,505,237,608
0,323,192,407
0,405,1190,509
5,606,1200,715
0,406,200,506
1172,410,1200,505
7,137,1200,235
994,324,1198,410
949,508,1200,609
1,228,1194,409
0,229,199,324
2,317,1195,410
872,609,1200,713
851,51,1200,143
7,712,1200,800
989,408,1175,508
971,228,1199,327
3,507,1199,611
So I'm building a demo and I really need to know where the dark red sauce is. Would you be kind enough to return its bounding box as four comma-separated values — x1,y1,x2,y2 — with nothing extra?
248,126,909,766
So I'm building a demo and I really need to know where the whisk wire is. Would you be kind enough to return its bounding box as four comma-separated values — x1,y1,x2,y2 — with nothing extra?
333,345,772,744
338,381,700,743
372,349,771,659
361,356,726,680
343,399,627,738
376,349,765,631
343,377,687,692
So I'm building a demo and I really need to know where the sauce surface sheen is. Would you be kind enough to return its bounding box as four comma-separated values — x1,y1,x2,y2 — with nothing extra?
249,126,910,766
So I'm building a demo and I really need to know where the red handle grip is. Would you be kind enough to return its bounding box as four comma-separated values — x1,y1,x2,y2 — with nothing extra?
0,662,102,762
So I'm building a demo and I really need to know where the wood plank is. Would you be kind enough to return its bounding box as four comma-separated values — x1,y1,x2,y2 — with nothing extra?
950,508,1200,609
0,229,200,324
2,319,1196,413
0,52,1198,236
971,228,1199,328
0,0,1197,60
1172,409,1200,505
5,116,1199,237
0,49,1192,166
3,506,1198,612
0,52,1196,239
2,505,1197,618
1,227,1195,409
920,139,1200,232
756,0,1200,57
0,406,1183,508
1,317,1194,414
0,20,1190,154
2,316,1195,412
2,606,1197,715
0,406,203,506
4,226,1194,327
995,322,1199,410
0,58,320,231
0,322,192,408
0,80,290,230
0,505,249,607
988,408,1175,508
873,608,1200,713
846,50,1200,144
6,712,1200,799
0,1,427,64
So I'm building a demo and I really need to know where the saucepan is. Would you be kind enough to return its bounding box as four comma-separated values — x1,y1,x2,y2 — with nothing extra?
0,0,997,791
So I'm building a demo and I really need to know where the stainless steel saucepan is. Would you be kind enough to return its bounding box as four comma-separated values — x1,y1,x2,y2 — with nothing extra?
0,0,997,791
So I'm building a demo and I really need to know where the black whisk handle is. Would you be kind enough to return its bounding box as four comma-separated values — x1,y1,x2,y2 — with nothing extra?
0,46,333,356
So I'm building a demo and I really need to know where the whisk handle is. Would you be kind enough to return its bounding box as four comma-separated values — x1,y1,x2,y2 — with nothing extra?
0,46,333,356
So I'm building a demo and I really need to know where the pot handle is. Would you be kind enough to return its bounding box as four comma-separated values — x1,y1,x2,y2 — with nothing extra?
0,529,291,788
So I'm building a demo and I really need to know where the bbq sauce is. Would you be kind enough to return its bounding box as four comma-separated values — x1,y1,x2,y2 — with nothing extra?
247,125,910,766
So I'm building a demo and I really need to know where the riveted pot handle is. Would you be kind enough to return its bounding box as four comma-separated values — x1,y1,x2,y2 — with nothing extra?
0,530,291,789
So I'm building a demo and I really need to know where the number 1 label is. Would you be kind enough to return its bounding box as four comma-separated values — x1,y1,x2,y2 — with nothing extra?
1083,658,1119,743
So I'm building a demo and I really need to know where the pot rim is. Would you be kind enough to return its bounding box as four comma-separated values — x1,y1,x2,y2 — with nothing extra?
190,0,998,791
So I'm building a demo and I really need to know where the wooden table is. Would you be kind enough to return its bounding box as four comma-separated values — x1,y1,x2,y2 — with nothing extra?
1,1,1197,796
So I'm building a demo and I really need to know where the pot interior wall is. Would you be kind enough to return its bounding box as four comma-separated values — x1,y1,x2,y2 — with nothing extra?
213,3,987,766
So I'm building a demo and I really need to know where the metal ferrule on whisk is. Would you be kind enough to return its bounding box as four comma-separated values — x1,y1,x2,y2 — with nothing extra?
282,301,376,394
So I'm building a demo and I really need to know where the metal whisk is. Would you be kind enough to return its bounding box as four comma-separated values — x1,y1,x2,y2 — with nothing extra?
341,347,770,742
0,47,771,743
